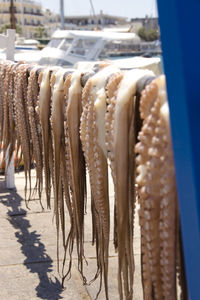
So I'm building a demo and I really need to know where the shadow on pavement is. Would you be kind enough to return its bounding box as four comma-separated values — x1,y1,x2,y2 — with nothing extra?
0,187,63,300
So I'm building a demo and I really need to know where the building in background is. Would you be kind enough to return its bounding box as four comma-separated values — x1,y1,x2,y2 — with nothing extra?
64,12,158,34
43,9,60,37
65,11,127,30
43,9,77,37
0,2,159,39
0,0,44,38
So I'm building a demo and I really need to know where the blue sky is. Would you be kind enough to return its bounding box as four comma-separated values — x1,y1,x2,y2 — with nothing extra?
40,0,158,19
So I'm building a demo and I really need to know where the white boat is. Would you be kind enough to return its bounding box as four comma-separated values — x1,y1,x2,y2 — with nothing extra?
15,37,39,50
0,29,161,73
38,29,141,66
0,36,40,63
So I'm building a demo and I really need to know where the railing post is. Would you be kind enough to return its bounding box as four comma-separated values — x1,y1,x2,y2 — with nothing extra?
6,29,15,61
4,29,16,189
5,146,15,189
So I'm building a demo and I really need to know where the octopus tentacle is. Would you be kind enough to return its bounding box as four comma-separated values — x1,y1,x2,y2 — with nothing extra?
51,69,77,281
80,65,119,299
0,61,9,149
2,62,13,160
50,68,63,262
105,72,123,251
60,144,74,282
80,78,98,247
12,63,25,169
155,77,177,299
135,80,159,300
7,63,20,165
136,75,179,300
136,98,163,299
63,70,87,281
106,69,154,300
27,66,43,202
176,221,188,300
14,64,33,200
37,68,53,208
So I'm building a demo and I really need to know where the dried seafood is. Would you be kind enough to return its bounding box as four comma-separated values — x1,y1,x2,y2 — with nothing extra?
0,60,186,300
135,75,180,300
106,69,154,300
80,65,120,299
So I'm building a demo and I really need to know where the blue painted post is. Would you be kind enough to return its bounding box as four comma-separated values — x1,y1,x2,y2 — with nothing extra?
157,1,200,299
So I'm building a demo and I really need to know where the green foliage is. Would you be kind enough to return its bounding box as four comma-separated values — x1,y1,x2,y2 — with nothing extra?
0,23,22,34
138,27,159,41
148,29,159,41
138,27,146,40
34,26,47,38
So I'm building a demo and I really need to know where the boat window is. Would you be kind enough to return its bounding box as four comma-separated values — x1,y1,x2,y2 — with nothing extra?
99,39,140,58
47,39,63,48
83,39,98,48
69,38,98,57
58,38,73,51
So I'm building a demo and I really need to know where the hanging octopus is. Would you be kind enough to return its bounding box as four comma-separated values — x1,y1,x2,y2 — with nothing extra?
0,61,13,155
7,62,22,165
2,62,12,155
63,70,87,283
0,60,188,300
27,66,43,203
135,75,182,300
37,67,54,208
49,67,66,262
105,68,154,300
13,63,33,200
80,65,121,299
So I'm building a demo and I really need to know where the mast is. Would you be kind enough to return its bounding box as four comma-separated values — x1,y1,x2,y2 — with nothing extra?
60,0,65,29
89,0,97,25
10,0,16,29
89,0,95,16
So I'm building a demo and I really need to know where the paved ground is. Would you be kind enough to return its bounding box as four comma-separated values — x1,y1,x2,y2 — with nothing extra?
0,169,143,300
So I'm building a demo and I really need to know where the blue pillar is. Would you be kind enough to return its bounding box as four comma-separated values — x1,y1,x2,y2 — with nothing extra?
157,1,200,299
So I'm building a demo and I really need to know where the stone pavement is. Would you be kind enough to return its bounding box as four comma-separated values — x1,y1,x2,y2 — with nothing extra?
0,169,143,300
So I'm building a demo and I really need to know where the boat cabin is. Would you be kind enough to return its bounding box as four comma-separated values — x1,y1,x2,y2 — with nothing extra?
38,29,140,66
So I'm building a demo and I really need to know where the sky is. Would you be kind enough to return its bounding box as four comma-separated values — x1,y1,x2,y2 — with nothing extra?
39,0,158,19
